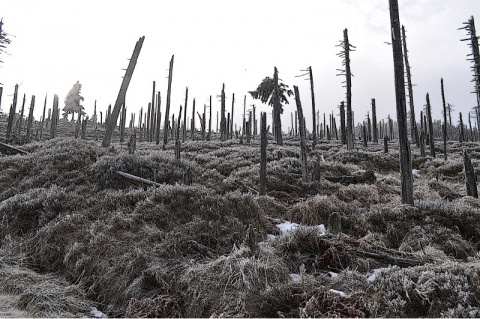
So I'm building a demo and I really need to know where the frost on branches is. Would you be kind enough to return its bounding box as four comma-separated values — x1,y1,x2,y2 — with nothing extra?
63,81,85,121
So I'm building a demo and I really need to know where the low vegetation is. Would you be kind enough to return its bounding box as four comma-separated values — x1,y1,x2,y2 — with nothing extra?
0,122,479,317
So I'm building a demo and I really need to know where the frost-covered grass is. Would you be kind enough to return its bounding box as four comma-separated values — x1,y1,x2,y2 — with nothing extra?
0,132,479,317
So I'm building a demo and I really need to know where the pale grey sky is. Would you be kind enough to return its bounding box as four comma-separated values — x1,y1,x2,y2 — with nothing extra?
1,0,479,132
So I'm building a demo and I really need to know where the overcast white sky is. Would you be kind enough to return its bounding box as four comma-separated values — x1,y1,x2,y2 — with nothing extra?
1,0,479,132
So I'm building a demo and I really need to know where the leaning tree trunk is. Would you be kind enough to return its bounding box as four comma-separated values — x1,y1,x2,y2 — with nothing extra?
441,78,448,160
163,55,174,149
294,86,308,183
102,36,145,147
389,0,414,205
402,25,419,147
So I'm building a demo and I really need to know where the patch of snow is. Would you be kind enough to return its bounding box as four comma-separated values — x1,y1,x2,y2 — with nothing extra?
276,221,299,233
290,273,301,282
266,234,276,241
317,224,326,234
320,154,325,163
328,271,339,278
329,289,346,297
367,268,384,282
412,169,421,177
90,307,108,318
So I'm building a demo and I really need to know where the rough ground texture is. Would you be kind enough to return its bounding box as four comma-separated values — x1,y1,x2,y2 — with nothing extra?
1,118,480,317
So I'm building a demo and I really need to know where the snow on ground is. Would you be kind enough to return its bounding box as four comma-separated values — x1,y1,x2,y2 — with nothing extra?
367,268,385,282
329,289,347,297
412,169,421,177
90,307,108,318
290,274,301,282
328,271,339,278
276,221,326,235
276,221,300,233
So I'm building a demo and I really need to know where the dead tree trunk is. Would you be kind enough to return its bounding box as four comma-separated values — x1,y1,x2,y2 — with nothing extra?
309,66,317,146
81,118,87,139
242,95,246,139
294,86,308,183
163,55,174,149
156,92,162,145
402,25,419,147
426,93,435,157
337,29,355,150
441,78,448,160
182,87,188,142
372,99,378,143
230,93,235,139
26,95,35,143
273,67,283,146
50,95,59,139
17,94,26,136
459,112,465,142
6,84,18,140
259,112,267,195
339,101,346,144
208,95,212,141
191,98,196,141
459,17,480,130
102,36,144,147
389,0,414,205
40,94,47,139
464,150,478,198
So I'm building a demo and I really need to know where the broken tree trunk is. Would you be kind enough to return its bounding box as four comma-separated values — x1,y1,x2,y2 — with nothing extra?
102,36,145,147
50,95,59,139
426,93,435,157
390,0,414,205
294,85,308,183
116,171,162,188
163,55,174,149
273,67,283,146
402,25,419,147
26,95,35,143
441,78,448,160
259,112,267,195
183,87,188,142
325,171,376,185
40,94,47,139
220,83,226,141
464,150,478,198
372,99,378,143
6,84,18,140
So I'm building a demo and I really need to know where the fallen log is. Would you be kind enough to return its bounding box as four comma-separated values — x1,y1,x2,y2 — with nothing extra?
324,171,376,185
0,142,28,155
116,171,162,188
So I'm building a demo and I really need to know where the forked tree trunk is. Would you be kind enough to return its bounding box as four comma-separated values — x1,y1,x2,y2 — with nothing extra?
103,36,145,147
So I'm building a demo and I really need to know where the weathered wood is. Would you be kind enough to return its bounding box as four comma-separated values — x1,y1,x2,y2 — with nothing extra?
102,36,144,147
163,55,174,149
342,29,354,150
459,112,465,142
294,85,308,182
259,112,267,195
426,93,435,157
464,150,478,198
324,171,376,185
156,92,162,145
150,81,156,142
402,25,419,147
308,66,317,146
128,133,136,155
50,95,59,139
40,95,47,139
390,0,414,205
230,93,235,139
81,118,87,140
0,141,27,155
362,125,368,148
339,101,346,144
220,83,226,141
328,212,342,235
273,67,283,146
191,98,196,141
17,94,25,136
6,84,18,139
116,171,162,188
441,78,448,160
26,95,35,143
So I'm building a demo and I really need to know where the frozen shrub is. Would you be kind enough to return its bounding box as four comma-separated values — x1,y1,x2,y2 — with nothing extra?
178,245,289,317
369,262,479,317
286,195,348,226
